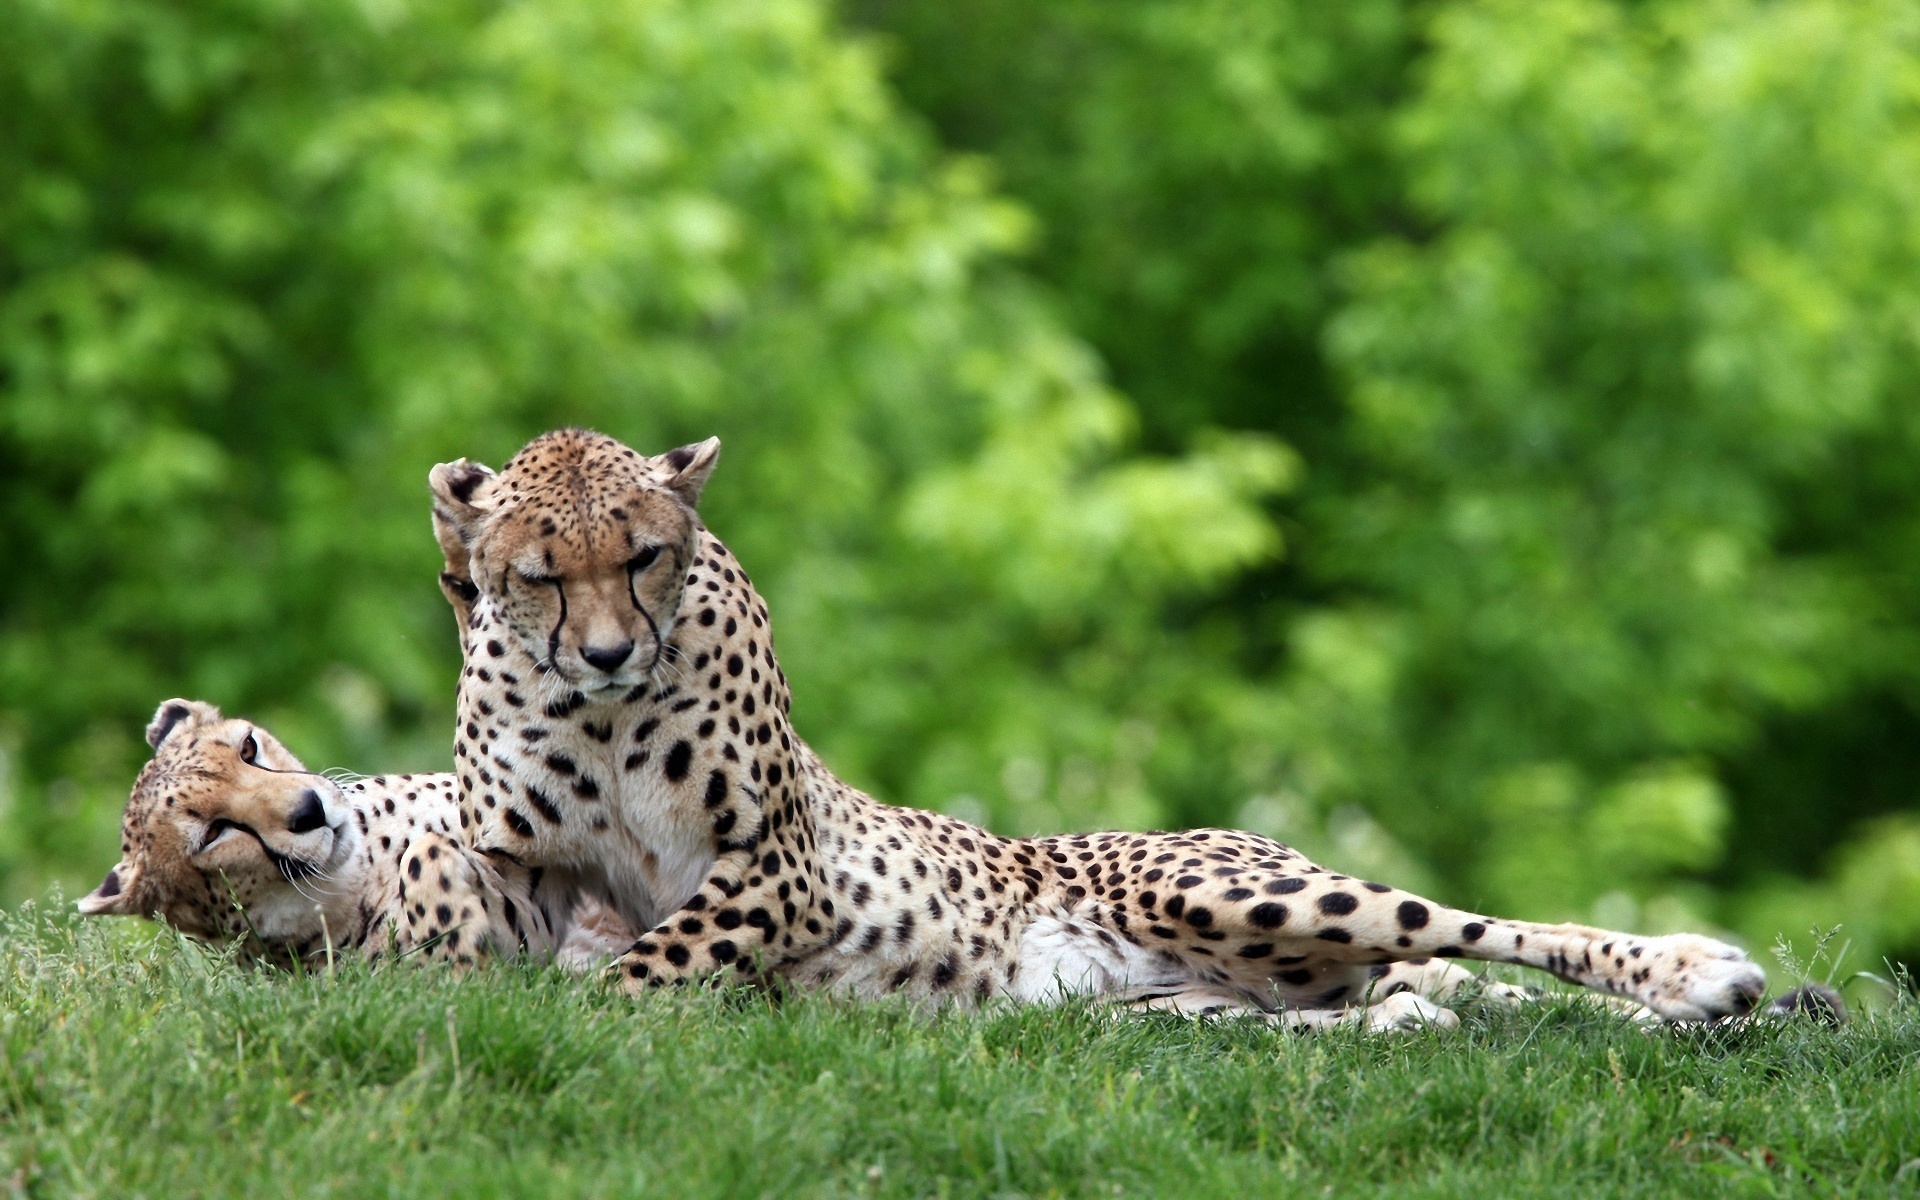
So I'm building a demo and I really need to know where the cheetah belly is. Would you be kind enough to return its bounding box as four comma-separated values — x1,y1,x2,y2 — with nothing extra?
1005,907,1200,1004
780,897,1008,1002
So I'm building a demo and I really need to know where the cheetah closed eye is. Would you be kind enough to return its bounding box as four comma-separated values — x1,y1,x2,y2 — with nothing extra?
79,699,631,971
428,427,1840,1030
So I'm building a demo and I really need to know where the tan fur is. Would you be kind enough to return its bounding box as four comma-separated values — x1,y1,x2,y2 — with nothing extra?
429,436,717,694
81,701,631,969
430,429,1779,1026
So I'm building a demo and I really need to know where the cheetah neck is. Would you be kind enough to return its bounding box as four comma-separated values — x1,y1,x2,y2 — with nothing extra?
454,528,810,933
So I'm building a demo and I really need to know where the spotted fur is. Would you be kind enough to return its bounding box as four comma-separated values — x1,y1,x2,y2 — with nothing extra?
80,700,631,970
431,429,1773,1024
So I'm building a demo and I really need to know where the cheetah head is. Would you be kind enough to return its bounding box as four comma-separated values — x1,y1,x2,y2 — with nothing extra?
429,428,721,694
78,700,356,947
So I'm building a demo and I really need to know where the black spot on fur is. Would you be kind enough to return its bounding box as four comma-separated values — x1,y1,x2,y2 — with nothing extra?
1248,903,1288,929
1317,892,1358,916
932,955,958,988
525,785,563,824
664,741,693,781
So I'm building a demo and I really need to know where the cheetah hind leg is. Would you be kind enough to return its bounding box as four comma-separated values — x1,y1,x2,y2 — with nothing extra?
1117,984,1458,1034
1366,957,1658,1022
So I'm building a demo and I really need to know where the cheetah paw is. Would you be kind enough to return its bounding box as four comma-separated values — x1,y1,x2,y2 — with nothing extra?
1635,935,1766,1021
1366,993,1459,1033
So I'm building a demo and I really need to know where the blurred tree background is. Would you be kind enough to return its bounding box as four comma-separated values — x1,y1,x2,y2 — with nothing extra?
3,0,1917,978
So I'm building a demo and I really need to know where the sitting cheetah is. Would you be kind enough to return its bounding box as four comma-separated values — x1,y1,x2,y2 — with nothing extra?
427,428,1783,1027
79,699,631,970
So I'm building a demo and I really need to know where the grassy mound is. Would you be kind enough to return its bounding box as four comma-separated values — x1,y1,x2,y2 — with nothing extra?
0,904,1910,1198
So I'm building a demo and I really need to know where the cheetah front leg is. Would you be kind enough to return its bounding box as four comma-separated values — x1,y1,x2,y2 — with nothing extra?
394,833,541,967
611,842,827,992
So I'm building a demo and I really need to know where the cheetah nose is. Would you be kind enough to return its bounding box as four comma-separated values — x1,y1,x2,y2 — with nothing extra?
582,641,635,673
287,789,328,835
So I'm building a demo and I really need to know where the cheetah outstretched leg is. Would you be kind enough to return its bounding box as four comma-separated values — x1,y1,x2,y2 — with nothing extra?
1345,889,1760,1021
1105,829,1762,1020
1149,865,1764,1020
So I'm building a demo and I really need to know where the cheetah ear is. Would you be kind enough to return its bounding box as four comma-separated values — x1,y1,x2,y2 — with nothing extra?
429,459,499,576
77,861,142,917
147,698,216,751
659,437,721,507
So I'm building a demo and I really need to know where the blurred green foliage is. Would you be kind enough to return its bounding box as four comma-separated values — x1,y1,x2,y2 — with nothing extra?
3,0,1917,976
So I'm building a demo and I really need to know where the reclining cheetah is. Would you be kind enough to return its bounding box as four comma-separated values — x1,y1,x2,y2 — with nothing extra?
428,428,1783,1028
79,699,630,970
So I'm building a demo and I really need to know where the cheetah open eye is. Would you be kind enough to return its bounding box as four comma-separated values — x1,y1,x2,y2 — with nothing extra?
239,732,260,765
627,545,661,573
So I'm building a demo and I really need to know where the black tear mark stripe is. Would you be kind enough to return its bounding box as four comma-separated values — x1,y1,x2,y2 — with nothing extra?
546,579,568,667
628,546,676,672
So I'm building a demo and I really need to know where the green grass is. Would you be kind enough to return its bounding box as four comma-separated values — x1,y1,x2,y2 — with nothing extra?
0,903,1914,1199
